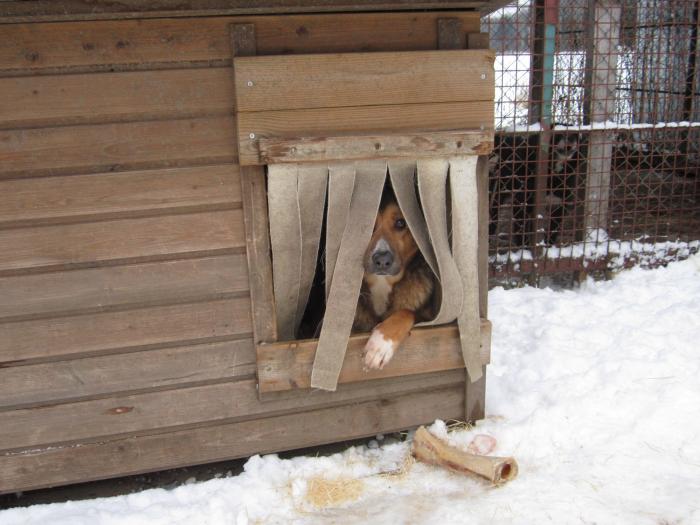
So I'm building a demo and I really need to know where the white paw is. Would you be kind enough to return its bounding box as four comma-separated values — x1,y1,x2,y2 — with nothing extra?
363,328,397,370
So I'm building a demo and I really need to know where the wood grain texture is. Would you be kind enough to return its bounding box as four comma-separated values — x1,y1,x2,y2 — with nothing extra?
0,117,236,179
0,69,234,129
0,255,248,320
234,50,494,112
257,322,491,393
438,18,464,49
0,165,240,226
257,130,494,165
0,298,252,364
0,339,256,409
0,379,464,494
0,12,479,72
238,101,494,165
0,210,245,273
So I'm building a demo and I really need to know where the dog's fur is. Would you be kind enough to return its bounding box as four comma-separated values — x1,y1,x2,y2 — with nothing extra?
354,199,435,370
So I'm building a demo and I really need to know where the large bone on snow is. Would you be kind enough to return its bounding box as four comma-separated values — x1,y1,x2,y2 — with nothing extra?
411,426,518,485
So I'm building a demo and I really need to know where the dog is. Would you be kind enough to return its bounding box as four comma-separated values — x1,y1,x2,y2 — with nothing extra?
354,196,435,370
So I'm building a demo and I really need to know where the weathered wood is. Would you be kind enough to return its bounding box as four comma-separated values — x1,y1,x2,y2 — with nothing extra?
234,50,494,112
0,255,248,320
0,339,256,409
256,322,491,393
0,210,245,273
256,130,494,165
477,156,489,318
0,116,237,179
0,165,240,226
240,166,277,343
0,298,252,365
231,23,257,56
0,13,480,73
0,2,493,23
238,101,493,165
437,18,464,50
0,69,234,129
0,381,464,494
467,32,490,50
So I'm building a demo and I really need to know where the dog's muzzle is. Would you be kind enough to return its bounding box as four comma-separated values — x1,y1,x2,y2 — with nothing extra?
368,239,401,276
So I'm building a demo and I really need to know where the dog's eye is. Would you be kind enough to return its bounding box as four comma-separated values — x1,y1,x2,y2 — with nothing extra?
394,218,406,230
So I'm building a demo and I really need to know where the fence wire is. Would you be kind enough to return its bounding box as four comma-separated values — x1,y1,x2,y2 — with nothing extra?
482,0,700,284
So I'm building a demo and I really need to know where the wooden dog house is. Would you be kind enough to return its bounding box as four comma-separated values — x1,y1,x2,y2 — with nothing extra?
0,0,502,494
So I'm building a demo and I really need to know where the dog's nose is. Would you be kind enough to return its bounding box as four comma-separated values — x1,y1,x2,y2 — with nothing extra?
372,250,394,272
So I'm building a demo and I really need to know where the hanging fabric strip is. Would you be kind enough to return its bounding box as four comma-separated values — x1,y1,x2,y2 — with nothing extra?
450,156,483,382
325,163,356,299
267,164,302,341
311,160,387,391
416,159,463,326
296,164,329,333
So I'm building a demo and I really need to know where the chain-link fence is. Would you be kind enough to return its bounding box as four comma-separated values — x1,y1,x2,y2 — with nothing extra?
482,0,700,284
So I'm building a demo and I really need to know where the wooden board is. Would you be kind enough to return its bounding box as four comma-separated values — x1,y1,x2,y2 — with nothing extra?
0,371,462,451
258,129,494,164
0,12,480,72
234,50,494,112
238,101,494,165
0,117,236,179
0,254,248,320
0,297,252,364
0,165,240,226
0,380,464,494
0,69,234,129
257,322,491,393
0,210,245,273
0,339,256,409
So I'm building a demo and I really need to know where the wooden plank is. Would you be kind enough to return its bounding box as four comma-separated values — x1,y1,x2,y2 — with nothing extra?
238,101,494,165
438,18,464,49
0,69,234,129
0,13,480,72
0,339,256,409
257,130,494,165
256,322,491,393
467,32,490,50
0,210,245,273
0,370,462,452
234,50,494,112
0,298,252,365
231,23,257,57
0,165,241,226
240,166,277,343
0,254,248,320
0,380,464,494
0,116,236,179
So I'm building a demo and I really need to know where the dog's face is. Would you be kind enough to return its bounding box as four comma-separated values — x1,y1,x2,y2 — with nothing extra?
364,202,418,280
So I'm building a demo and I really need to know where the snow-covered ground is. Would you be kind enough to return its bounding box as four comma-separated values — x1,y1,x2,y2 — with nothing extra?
3,255,700,524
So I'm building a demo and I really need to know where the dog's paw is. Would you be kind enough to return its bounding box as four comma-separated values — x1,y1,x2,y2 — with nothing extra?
363,328,398,370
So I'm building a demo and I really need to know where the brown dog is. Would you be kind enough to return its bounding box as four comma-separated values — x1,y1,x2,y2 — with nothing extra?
354,199,435,369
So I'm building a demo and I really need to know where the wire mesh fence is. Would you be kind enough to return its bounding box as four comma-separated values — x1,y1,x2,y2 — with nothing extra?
482,0,700,284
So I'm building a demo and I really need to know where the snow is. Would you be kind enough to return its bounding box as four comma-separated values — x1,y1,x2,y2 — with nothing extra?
3,255,700,524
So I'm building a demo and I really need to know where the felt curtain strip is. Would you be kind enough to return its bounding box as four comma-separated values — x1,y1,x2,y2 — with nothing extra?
416,159,463,326
311,160,387,391
267,164,302,341
450,156,483,383
325,164,356,299
296,164,329,333
387,161,439,278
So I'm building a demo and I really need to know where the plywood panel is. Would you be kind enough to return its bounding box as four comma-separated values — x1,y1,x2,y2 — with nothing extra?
234,50,494,112
0,370,463,452
238,101,494,165
0,69,234,129
0,117,236,178
0,340,256,409
0,210,244,273
0,255,248,320
0,298,252,364
0,165,240,225
0,380,464,494
0,13,480,72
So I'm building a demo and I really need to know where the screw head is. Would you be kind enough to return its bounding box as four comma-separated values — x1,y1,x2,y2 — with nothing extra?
247,80,254,87
249,132,255,139
481,73,487,80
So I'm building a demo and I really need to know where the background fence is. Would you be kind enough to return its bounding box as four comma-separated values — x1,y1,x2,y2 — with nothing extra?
482,0,700,284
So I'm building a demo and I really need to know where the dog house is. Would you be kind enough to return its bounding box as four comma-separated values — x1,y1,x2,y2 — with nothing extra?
0,1,501,494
